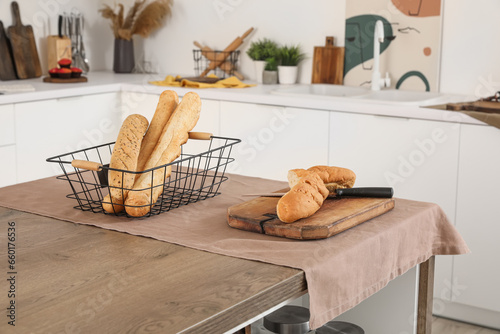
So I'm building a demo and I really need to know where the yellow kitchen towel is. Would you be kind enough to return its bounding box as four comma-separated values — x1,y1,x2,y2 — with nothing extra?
149,75,256,88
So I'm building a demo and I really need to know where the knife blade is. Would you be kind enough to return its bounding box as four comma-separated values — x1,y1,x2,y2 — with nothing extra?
244,187,394,198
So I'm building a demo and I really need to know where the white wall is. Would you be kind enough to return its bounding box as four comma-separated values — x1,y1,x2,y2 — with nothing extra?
0,0,499,98
439,0,500,98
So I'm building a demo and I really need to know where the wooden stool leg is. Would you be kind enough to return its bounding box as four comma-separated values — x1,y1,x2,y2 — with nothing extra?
417,256,435,334
233,324,251,334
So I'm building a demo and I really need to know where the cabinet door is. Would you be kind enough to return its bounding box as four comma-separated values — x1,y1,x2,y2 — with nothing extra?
15,93,121,183
329,112,461,299
220,102,329,181
0,104,15,146
0,146,16,187
453,124,500,314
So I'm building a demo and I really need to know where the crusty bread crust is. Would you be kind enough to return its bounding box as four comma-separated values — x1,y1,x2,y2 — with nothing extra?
125,92,202,217
136,90,179,173
103,114,149,213
288,166,356,196
277,172,329,223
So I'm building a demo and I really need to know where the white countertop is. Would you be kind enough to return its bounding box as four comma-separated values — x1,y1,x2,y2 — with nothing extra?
0,71,485,125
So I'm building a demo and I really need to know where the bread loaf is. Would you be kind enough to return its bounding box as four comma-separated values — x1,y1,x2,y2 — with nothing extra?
103,114,149,213
125,92,202,217
276,172,329,223
288,165,356,195
136,90,179,173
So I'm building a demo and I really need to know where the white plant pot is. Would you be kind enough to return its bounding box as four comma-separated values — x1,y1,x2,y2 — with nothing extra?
253,60,266,83
278,65,298,84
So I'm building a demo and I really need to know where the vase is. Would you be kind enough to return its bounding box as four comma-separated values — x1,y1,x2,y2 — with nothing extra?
253,60,266,83
113,38,135,73
278,66,298,84
262,70,278,84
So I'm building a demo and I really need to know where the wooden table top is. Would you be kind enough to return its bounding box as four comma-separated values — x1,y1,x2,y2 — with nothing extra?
0,207,306,334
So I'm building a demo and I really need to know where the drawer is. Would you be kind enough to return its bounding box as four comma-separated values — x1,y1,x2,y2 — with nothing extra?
0,104,15,146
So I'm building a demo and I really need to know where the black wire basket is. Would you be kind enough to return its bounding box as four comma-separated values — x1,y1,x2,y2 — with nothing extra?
46,135,241,218
193,49,240,78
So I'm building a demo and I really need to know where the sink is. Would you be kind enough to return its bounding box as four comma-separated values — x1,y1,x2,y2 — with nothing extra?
354,89,447,106
271,84,369,98
271,84,450,106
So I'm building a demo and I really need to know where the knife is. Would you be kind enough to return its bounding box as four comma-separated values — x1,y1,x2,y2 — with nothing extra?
244,187,394,198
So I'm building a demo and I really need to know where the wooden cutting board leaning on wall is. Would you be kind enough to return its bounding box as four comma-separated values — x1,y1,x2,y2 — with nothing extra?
311,36,345,85
0,21,17,80
7,1,42,79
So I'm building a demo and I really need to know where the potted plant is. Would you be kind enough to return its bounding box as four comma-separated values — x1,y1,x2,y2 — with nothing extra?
99,0,173,73
277,45,306,84
246,38,279,83
262,57,278,84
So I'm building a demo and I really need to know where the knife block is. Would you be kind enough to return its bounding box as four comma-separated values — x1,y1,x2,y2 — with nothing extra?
47,35,71,69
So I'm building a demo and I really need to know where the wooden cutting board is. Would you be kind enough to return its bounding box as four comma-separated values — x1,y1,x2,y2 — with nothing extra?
7,1,42,79
43,76,88,83
0,21,17,81
446,100,500,114
227,193,395,240
311,37,345,85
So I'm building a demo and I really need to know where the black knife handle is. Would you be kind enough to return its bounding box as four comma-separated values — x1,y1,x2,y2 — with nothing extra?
58,15,62,38
336,187,394,198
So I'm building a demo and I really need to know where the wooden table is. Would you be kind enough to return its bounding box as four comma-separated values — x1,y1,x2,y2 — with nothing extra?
0,206,434,334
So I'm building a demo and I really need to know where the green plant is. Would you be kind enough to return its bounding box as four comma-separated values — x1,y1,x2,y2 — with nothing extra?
246,38,279,61
264,57,278,71
278,45,306,66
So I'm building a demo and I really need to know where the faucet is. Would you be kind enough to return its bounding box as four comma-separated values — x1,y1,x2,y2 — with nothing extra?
371,20,390,91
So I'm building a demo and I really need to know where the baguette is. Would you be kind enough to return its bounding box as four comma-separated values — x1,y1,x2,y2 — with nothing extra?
136,90,179,173
277,172,329,223
288,165,356,195
102,114,149,213
125,92,202,217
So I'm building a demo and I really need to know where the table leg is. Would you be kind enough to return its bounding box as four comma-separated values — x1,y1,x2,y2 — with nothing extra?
417,256,435,334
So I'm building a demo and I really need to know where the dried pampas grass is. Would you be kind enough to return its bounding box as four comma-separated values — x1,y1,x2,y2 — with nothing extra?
99,0,173,40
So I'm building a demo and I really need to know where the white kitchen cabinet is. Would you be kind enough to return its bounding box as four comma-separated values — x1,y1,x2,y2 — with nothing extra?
0,104,15,146
328,111,461,301
0,104,16,187
444,123,500,328
219,102,329,181
15,93,121,183
0,146,17,187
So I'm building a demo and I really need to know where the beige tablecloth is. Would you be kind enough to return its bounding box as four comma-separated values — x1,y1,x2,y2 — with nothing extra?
0,174,469,329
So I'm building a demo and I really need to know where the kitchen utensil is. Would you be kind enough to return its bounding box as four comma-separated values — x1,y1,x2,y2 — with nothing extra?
245,187,394,199
311,36,345,84
78,15,89,73
7,1,42,79
46,15,71,70
199,27,253,77
194,41,244,80
227,193,395,240
175,76,220,84
0,21,17,80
